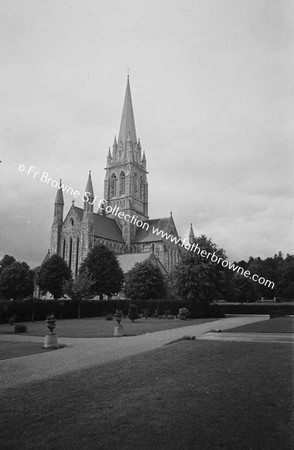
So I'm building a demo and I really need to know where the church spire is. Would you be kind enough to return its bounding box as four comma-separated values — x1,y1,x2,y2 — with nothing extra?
189,223,195,244
54,179,64,206
84,170,95,212
118,76,137,146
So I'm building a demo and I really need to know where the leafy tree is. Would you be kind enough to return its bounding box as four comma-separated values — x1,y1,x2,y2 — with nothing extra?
79,245,124,299
173,235,227,304
38,254,72,299
128,303,138,322
124,260,166,301
0,261,34,300
230,275,258,304
0,255,16,276
63,269,93,318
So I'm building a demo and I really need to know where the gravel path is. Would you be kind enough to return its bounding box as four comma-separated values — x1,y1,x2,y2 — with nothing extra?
0,315,268,389
198,331,294,344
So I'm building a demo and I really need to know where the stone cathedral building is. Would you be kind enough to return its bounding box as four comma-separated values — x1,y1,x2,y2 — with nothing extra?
49,77,186,276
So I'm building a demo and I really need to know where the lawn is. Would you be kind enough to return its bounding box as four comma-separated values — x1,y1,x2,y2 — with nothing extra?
0,317,218,338
226,316,294,334
0,341,57,360
0,340,292,449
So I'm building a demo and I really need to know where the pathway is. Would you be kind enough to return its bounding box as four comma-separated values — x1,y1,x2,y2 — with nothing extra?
0,315,269,389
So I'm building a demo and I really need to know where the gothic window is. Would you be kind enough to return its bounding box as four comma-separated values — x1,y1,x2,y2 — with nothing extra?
69,238,73,270
133,173,138,194
63,239,66,259
71,218,74,226
111,173,117,197
120,171,125,195
75,238,79,276
140,176,145,200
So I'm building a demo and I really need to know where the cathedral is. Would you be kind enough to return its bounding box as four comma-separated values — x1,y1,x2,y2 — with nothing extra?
49,77,190,276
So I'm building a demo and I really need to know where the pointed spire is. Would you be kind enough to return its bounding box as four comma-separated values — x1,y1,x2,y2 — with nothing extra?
85,170,94,197
113,135,117,146
118,76,137,146
54,179,64,205
107,147,112,167
189,223,195,244
84,170,95,212
142,150,146,169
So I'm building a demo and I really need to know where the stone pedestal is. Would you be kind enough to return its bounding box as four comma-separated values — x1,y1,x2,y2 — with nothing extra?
44,333,58,349
113,324,124,337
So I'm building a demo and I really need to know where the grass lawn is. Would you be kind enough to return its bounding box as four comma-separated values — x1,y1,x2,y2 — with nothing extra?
0,317,218,338
0,341,57,360
0,340,292,449
227,316,294,334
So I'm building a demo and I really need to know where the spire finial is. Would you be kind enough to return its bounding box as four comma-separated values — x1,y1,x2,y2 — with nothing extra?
127,67,130,78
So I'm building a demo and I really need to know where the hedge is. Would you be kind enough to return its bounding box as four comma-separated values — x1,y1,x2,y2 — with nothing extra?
0,298,225,323
1,298,293,324
217,303,294,316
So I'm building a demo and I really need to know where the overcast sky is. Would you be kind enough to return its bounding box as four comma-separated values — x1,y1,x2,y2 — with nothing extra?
0,0,293,268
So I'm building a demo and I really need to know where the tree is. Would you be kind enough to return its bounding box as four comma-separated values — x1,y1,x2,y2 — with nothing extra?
63,269,93,318
0,261,34,300
173,235,228,304
230,275,258,304
128,303,138,322
0,255,15,276
124,260,166,301
79,245,124,299
38,254,72,299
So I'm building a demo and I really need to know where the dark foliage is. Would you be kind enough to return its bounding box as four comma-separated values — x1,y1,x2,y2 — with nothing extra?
0,297,293,323
125,260,166,301
128,303,138,322
173,235,227,304
63,269,93,318
14,324,27,333
79,245,124,299
0,261,34,300
233,252,294,300
38,254,72,299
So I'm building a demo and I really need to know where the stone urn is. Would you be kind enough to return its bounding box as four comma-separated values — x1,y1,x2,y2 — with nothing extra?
44,313,58,349
113,310,124,337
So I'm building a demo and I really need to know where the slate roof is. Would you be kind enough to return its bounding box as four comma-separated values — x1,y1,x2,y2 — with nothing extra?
134,217,171,243
117,252,167,274
93,214,124,243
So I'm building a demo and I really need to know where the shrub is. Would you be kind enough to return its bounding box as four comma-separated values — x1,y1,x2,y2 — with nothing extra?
8,315,16,325
128,303,138,322
142,308,149,319
105,313,113,321
14,324,27,333
178,307,190,320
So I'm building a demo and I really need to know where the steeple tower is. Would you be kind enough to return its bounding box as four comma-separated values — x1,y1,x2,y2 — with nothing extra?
81,171,94,261
84,170,95,212
118,75,137,149
103,76,149,251
50,180,64,254
189,223,195,244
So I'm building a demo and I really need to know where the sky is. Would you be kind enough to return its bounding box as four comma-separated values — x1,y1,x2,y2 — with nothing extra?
0,0,293,268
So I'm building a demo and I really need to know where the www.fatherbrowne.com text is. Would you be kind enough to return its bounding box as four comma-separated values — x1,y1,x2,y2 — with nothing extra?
151,226,275,289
